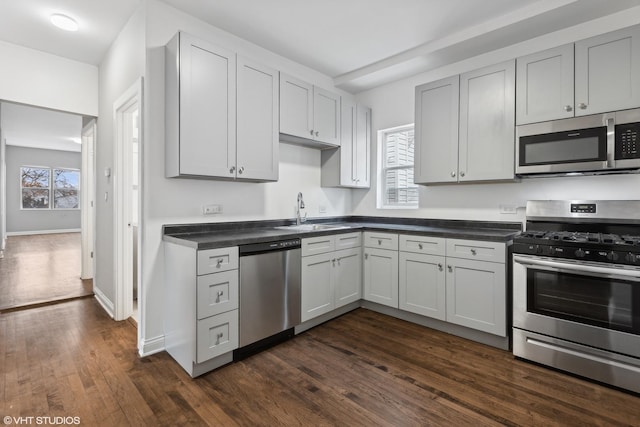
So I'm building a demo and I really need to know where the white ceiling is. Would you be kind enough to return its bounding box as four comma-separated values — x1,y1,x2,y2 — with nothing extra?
1,102,83,152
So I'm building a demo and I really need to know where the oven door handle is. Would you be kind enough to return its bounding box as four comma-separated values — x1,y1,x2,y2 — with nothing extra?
513,255,640,281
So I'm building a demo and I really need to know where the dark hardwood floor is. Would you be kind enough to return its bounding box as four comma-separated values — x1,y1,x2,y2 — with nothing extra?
0,233,93,311
1,299,638,426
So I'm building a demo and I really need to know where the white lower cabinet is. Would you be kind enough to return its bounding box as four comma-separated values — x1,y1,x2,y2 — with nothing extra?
363,232,399,308
445,257,506,336
301,233,362,322
397,234,507,336
164,243,239,377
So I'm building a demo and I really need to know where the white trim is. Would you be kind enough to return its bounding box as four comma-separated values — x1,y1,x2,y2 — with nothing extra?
139,335,165,357
6,228,81,236
113,77,142,325
81,119,96,280
94,287,115,319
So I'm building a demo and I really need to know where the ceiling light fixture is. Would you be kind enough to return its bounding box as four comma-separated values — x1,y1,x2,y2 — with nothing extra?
50,13,79,32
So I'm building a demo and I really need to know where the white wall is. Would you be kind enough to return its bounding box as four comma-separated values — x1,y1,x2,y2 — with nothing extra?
0,41,98,116
354,9,640,223
140,0,352,353
95,5,145,310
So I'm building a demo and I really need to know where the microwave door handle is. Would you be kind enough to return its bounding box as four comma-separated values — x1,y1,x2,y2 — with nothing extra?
606,117,615,168
513,255,640,282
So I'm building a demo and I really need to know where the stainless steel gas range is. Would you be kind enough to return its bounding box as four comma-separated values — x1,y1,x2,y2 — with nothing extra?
512,200,640,394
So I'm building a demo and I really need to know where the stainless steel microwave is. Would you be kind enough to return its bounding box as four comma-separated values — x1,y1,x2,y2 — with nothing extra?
516,108,640,176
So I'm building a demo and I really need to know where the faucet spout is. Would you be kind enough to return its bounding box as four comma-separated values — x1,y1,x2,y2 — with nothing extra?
296,192,307,225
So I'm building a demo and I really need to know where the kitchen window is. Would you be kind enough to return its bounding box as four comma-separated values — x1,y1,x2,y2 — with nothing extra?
21,166,80,210
377,124,418,208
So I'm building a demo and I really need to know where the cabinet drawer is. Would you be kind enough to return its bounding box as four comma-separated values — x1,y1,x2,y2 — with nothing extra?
446,239,505,263
197,247,239,275
364,232,398,250
302,235,335,256
197,270,239,319
196,310,239,363
399,235,445,256
334,232,362,250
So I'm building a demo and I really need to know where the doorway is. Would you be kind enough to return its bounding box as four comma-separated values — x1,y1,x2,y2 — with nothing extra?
113,79,142,325
0,101,95,311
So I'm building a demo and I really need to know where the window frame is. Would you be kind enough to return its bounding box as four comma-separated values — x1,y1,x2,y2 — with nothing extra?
376,124,418,209
20,166,80,211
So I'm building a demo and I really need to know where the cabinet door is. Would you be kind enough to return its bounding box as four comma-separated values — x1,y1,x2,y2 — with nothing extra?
414,76,459,184
196,310,239,363
340,98,356,186
334,247,362,308
353,104,371,187
399,252,446,320
363,248,398,308
575,25,640,116
179,33,236,178
236,56,279,181
301,252,335,322
313,86,341,146
516,44,574,124
459,60,515,182
445,258,506,336
280,73,313,139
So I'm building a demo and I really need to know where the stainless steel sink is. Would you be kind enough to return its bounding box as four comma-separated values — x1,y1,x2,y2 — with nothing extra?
274,224,350,231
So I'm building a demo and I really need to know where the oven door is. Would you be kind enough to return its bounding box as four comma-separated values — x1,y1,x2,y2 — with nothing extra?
513,254,640,358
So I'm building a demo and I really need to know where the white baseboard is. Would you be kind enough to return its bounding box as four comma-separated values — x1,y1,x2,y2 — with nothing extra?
94,288,115,319
6,228,81,236
139,335,165,357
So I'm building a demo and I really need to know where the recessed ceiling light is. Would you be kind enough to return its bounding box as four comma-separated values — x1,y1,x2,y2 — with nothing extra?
50,13,78,32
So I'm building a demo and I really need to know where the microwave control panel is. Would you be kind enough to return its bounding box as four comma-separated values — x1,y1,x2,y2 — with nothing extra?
615,123,640,159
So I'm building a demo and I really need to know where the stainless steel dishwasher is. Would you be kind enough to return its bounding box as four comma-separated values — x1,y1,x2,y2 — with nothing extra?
235,238,301,358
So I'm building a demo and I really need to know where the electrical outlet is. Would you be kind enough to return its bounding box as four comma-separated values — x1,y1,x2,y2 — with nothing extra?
499,204,517,214
203,204,223,215
318,205,327,214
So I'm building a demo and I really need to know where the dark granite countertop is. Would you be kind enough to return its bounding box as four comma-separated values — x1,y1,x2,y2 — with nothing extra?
163,216,522,250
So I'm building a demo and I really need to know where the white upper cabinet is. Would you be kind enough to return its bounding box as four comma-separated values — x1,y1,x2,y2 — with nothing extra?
280,73,341,147
516,44,574,125
575,25,640,116
415,76,460,184
459,60,515,182
236,56,279,181
321,98,371,188
165,32,278,181
517,25,640,124
415,61,515,184
166,32,236,178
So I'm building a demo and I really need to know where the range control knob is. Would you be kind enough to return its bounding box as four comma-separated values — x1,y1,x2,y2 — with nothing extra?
626,252,639,264
607,251,619,262
575,248,586,258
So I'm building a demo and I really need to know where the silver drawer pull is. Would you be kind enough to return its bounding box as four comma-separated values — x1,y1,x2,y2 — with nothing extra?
216,258,223,268
378,239,382,245
418,243,423,250
364,253,369,260
470,249,477,255
216,332,224,345
216,290,223,303
438,263,443,271
447,265,452,273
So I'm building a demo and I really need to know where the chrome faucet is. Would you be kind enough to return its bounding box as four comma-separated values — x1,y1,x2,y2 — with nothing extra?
296,192,307,225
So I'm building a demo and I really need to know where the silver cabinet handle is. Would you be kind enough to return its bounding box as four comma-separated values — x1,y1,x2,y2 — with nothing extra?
229,166,236,174
216,290,223,303
364,253,369,260
378,239,382,245
438,263,443,271
471,248,477,255
238,166,244,174
460,171,465,177
578,102,587,110
332,258,336,267
564,105,573,112
310,129,314,136
451,171,456,177
315,131,319,137
418,243,423,250
215,332,223,345
216,259,223,268
447,265,453,272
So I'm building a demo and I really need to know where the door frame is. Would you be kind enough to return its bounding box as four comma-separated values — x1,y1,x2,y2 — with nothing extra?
81,119,96,279
113,78,142,322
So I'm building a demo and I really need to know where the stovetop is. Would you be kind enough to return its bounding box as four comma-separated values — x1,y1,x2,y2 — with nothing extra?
517,230,640,246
